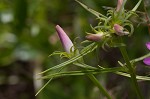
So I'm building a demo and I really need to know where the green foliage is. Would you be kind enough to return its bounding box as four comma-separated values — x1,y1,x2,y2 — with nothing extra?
1,0,150,99
37,0,150,99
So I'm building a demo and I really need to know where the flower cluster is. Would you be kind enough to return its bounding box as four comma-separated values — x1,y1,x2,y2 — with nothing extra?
75,0,135,48
55,0,141,53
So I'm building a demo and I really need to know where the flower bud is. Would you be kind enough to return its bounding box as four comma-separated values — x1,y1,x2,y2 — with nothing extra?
116,0,123,12
86,33,103,42
55,25,74,53
113,24,129,36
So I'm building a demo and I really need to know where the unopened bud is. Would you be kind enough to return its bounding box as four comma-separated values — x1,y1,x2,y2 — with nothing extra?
116,0,123,12
86,33,103,42
55,25,74,53
113,24,129,36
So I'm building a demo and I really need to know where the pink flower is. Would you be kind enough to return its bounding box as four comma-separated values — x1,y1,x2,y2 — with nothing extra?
143,57,150,65
116,0,123,12
86,33,103,42
55,25,74,53
146,42,150,50
143,42,150,65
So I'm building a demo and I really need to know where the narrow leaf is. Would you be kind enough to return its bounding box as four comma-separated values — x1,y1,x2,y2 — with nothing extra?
38,43,97,75
75,0,107,18
35,78,52,96
125,0,142,19
38,70,150,81
38,67,125,79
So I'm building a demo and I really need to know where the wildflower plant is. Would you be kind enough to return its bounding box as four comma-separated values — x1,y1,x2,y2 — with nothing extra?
36,0,150,98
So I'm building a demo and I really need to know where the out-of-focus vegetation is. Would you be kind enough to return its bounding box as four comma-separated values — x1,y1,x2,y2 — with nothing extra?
0,0,150,99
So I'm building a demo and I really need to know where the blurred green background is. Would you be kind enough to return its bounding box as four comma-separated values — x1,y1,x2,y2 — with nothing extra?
0,0,150,99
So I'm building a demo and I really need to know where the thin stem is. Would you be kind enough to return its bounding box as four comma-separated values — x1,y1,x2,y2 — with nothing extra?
76,44,112,99
121,52,150,66
87,74,112,99
118,38,143,99
81,65,112,99
130,52,150,63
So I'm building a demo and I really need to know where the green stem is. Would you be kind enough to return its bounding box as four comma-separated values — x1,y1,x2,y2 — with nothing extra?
130,52,150,63
76,44,112,99
87,74,112,99
118,38,143,99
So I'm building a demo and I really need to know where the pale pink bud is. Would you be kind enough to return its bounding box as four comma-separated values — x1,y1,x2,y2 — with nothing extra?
116,0,123,12
86,33,103,42
55,25,74,53
113,24,129,36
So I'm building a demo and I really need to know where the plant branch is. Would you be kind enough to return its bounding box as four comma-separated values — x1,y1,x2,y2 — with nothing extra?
118,37,143,99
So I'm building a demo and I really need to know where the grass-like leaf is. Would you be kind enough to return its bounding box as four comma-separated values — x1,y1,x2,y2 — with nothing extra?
123,21,134,36
38,69,150,81
75,0,107,18
38,67,125,80
73,62,98,70
35,78,52,96
38,43,97,75
125,0,142,19
131,0,142,12
35,67,64,96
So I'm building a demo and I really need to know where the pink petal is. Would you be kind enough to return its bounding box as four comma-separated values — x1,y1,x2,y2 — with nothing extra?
146,42,150,50
143,57,150,65
55,25,74,53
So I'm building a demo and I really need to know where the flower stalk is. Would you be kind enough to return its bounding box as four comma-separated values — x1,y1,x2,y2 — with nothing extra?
87,74,112,99
118,38,143,99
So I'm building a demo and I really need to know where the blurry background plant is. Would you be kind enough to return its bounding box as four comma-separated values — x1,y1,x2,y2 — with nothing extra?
0,0,150,99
